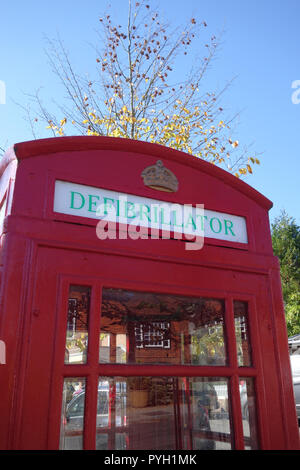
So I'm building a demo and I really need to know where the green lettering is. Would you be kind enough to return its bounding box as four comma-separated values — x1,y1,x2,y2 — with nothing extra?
70,191,85,210
103,197,115,215
160,207,171,225
88,194,100,213
210,217,222,234
125,201,136,219
172,210,184,228
152,205,159,223
185,213,197,230
196,214,208,231
224,219,235,236
139,204,151,222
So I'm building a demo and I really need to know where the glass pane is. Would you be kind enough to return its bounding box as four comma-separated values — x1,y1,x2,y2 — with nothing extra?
100,288,226,365
239,378,259,449
65,285,90,364
95,376,232,450
60,377,86,450
234,301,252,367
99,333,127,364
96,378,128,450
182,378,233,450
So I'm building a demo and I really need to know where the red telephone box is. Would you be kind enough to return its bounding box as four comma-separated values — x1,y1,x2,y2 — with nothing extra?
0,136,298,450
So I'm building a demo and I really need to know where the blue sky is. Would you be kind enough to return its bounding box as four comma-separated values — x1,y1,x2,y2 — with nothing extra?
1,0,299,225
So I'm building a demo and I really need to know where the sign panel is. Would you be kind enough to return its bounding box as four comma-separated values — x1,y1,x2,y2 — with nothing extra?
53,180,248,244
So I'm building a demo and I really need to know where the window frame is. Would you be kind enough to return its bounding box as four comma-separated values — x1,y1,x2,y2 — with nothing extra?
48,274,265,451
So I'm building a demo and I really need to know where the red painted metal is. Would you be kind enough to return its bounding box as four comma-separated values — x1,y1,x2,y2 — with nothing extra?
0,136,298,450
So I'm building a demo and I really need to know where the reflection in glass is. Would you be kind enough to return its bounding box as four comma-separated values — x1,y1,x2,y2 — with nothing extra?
95,376,232,450
96,378,127,450
234,301,252,367
182,378,232,450
239,378,259,449
99,288,226,366
65,285,90,364
99,333,127,364
60,377,86,450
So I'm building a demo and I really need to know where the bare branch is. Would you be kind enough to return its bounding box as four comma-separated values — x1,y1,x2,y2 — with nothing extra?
25,0,260,177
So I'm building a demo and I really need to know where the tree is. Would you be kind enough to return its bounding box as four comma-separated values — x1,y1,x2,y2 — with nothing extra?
271,210,300,336
28,0,260,177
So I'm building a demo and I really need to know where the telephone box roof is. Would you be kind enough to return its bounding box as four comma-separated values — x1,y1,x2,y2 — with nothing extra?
3,136,272,211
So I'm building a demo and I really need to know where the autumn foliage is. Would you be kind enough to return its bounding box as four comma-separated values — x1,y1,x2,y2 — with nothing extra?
35,0,260,177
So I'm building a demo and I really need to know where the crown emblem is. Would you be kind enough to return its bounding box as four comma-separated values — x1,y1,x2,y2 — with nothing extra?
141,160,178,193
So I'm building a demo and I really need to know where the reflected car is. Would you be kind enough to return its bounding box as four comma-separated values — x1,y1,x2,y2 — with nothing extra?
290,355,300,424
66,385,109,429
65,381,126,430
